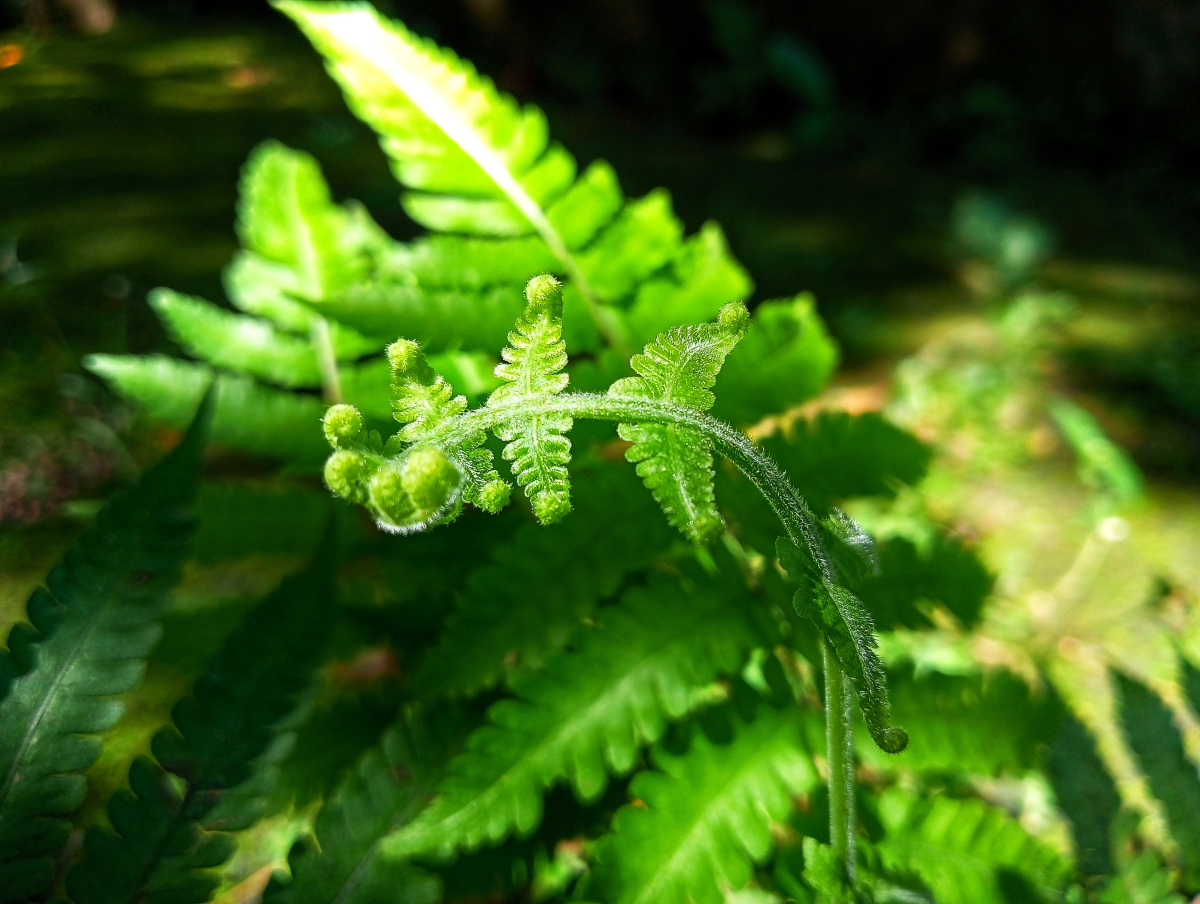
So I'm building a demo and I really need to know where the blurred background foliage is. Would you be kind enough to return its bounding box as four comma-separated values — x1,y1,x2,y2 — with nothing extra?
2,0,1200,899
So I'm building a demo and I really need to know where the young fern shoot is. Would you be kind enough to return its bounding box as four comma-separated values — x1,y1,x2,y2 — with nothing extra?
321,275,908,874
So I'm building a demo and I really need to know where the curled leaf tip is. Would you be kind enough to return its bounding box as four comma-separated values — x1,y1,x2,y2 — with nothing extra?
323,403,364,449
524,274,563,314
387,338,424,376
324,449,374,504
368,445,463,534
717,300,751,338
873,725,909,755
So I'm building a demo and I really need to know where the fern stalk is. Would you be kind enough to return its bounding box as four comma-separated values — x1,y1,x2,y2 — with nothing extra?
823,639,856,884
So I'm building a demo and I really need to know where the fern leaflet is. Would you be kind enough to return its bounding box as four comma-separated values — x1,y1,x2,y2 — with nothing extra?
875,788,1071,904
586,703,818,904
263,710,474,904
385,568,760,860
65,533,336,903
0,394,211,901
610,301,749,543
487,275,573,523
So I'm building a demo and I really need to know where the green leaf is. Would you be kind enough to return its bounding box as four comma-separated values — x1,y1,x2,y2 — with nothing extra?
1046,709,1120,879
86,355,329,461
1116,671,1200,872
714,293,838,425
0,395,211,901
1098,851,1186,904
263,710,474,904
863,666,1058,776
875,788,1071,904
487,276,573,523
777,531,907,754
237,139,367,303
151,288,325,389
388,568,759,860
1049,398,1143,506
610,301,750,543
65,533,336,903
413,465,676,698
586,704,818,904
857,535,993,631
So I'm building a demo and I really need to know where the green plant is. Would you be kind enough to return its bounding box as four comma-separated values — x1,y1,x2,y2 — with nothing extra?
3,4,1198,904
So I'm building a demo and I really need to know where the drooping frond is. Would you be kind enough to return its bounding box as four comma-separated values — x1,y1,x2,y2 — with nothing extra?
875,788,1072,904
263,710,475,904
487,275,572,523
385,569,761,860
65,534,336,904
0,395,211,901
414,467,675,697
609,301,750,543
585,704,819,904
777,524,907,754
1116,670,1200,872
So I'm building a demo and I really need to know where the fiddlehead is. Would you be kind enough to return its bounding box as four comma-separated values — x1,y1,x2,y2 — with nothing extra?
322,275,908,755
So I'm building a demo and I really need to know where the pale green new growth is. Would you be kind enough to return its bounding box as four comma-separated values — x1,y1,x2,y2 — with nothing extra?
611,301,749,543
488,274,573,524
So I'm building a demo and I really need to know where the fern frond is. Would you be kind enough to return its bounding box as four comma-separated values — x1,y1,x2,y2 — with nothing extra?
237,139,369,303
0,395,211,901
609,301,750,543
65,534,336,904
151,288,325,388
1116,671,1200,872
875,788,1071,904
1046,710,1120,879
713,293,838,426
388,568,760,860
487,275,572,523
263,710,474,904
85,355,329,460
413,466,675,698
1098,851,1187,904
777,525,907,754
586,704,818,904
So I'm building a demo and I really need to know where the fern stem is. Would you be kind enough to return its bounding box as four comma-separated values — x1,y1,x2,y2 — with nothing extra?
823,638,856,884
311,317,343,402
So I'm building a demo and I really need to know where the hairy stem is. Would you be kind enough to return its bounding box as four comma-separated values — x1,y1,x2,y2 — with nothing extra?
824,638,856,884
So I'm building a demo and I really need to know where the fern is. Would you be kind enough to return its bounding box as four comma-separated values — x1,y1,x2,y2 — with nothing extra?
1046,710,1121,879
585,703,819,904
64,532,336,903
1115,671,1200,873
0,395,211,901
610,301,749,543
857,535,993,631
386,567,760,859
413,467,675,698
264,710,474,904
875,788,1071,904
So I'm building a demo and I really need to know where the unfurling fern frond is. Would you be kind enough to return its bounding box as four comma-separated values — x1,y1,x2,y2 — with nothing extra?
488,275,573,524
385,569,760,859
777,519,908,754
264,710,474,904
875,788,1071,904
610,302,749,543
585,704,818,904
65,532,335,904
0,395,211,901
414,467,675,698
